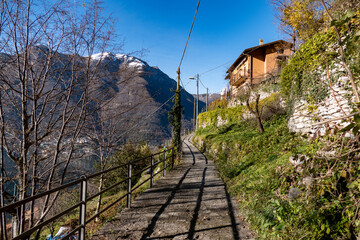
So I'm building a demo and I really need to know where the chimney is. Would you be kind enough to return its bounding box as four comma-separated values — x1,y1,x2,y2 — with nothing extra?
259,39,264,45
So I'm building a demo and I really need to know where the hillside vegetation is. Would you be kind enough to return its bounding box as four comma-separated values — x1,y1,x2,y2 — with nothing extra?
193,8,360,240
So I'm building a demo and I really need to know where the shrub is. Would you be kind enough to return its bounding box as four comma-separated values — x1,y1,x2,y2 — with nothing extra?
102,143,152,195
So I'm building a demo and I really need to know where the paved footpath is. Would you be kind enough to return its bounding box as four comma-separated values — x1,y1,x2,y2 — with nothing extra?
92,136,255,240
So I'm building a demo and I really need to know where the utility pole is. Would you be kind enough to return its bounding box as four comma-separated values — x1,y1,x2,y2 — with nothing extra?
196,73,199,130
206,88,208,112
176,67,180,91
170,67,182,154
193,98,196,130
189,74,200,130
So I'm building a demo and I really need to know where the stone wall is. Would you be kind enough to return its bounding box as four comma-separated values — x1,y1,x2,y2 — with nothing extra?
199,91,284,128
227,89,275,108
288,76,353,137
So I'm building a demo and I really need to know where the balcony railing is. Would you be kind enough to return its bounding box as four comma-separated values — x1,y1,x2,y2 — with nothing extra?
229,73,248,87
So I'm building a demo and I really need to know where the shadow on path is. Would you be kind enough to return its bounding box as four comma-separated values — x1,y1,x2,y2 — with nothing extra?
183,141,196,165
188,136,240,239
225,185,240,240
190,138,208,164
188,167,207,239
93,134,255,240
141,168,191,240
146,224,241,239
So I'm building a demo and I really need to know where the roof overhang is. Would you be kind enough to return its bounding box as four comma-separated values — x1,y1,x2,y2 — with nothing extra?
226,40,293,74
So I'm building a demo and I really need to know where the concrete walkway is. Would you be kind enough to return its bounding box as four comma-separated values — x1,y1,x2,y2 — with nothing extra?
92,136,255,240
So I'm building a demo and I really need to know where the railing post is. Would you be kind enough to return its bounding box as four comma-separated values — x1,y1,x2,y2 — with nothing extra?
127,162,132,208
163,151,166,177
180,145,183,160
172,151,175,169
79,176,87,240
150,155,154,187
11,215,18,238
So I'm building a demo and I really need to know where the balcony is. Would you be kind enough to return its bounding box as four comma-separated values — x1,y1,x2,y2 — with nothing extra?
230,73,248,87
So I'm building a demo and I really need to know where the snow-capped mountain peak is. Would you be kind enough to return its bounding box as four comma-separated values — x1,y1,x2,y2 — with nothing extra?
90,52,147,69
90,52,114,60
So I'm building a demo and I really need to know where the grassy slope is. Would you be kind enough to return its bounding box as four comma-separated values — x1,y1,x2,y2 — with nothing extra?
39,156,174,239
194,108,360,240
193,113,351,239
194,115,298,238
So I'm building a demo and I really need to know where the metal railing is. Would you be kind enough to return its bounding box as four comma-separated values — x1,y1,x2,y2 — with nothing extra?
0,147,175,240
229,74,248,87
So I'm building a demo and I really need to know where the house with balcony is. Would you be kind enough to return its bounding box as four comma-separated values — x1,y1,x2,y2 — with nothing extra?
225,39,293,97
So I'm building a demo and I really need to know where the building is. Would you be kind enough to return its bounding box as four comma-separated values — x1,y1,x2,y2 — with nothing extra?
226,39,292,97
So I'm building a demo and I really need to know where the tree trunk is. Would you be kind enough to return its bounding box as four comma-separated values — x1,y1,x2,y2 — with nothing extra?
95,174,104,222
256,115,265,133
320,0,360,104
246,94,265,133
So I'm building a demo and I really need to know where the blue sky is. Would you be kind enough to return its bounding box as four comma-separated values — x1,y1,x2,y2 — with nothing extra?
102,0,285,94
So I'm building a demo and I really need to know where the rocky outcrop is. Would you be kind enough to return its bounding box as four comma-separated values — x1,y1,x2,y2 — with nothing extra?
199,92,284,128
288,76,353,137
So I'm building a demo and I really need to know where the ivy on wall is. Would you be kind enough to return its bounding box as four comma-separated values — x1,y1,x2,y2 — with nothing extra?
169,89,182,154
280,10,360,111
280,28,337,104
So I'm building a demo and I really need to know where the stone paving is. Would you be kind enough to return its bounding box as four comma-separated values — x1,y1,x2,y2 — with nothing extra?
92,136,255,240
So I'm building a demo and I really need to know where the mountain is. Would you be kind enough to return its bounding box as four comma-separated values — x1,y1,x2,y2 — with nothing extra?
0,48,204,187
192,93,221,104
0,48,203,155
89,52,204,145
191,93,221,112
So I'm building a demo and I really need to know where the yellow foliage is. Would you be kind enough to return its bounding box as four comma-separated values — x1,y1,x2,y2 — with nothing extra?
282,0,325,40
198,93,281,128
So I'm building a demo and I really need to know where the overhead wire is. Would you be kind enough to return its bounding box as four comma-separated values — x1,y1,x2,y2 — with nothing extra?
116,93,176,141
180,78,186,88
199,79,207,90
189,59,234,95
175,0,201,104
199,59,234,76
183,79,192,88
178,0,201,69
118,0,202,141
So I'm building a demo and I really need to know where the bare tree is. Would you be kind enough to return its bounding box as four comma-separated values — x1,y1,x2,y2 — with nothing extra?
0,0,121,238
246,93,265,133
83,61,150,221
271,0,299,52
320,0,360,103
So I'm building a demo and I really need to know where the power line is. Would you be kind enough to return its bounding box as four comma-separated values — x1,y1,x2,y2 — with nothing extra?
183,79,192,88
199,79,207,90
178,0,201,69
121,0,202,140
185,59,234,95
199,59,234,76
117,77,196,142
116,94,175,141
180,78,186,89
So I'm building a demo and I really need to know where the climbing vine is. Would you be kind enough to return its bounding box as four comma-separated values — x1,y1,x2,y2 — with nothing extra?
169,89,182,154
280,28,337,103
281,10,360,111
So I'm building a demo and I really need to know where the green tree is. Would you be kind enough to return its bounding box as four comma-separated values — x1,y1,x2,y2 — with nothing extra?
102,143,151,195
169,89,182,154
272,0,330,45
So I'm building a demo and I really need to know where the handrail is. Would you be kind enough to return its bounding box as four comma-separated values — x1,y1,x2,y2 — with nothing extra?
0,147,175,240
86,149,167,180
0,179,83,213
86,177,129,202
12,202,82,240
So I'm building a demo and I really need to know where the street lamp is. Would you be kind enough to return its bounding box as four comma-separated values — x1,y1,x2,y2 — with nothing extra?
189,74,199,130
